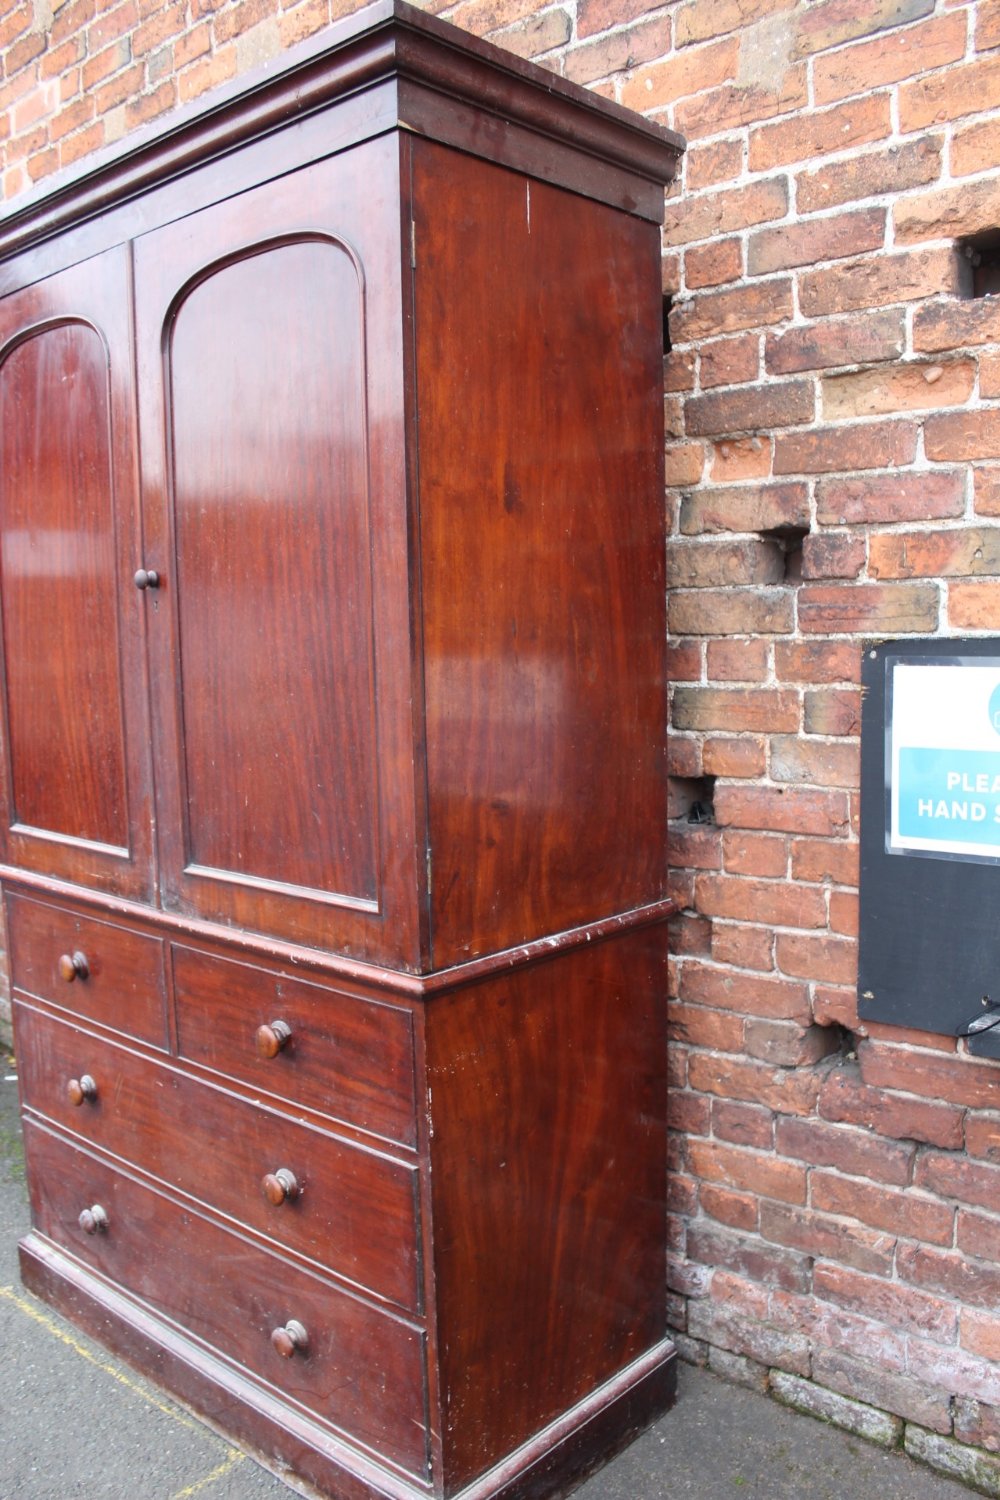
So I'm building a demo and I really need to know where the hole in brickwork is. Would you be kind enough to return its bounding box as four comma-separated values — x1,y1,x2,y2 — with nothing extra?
822,1022,859,1061
662,294,673,355
958,232,1000,298
760,524,808,583
668,774,716,824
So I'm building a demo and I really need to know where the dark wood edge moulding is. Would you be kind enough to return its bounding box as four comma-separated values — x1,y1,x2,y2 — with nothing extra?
1,867,676,999
0,0,683,260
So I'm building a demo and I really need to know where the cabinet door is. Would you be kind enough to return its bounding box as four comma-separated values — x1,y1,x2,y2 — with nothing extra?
133,142,420,960
0,248,155,900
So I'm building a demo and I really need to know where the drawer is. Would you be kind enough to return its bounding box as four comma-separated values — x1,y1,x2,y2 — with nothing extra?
172,946,417,1147
23,1120,429,1480
6,893,167,1048
15,1002,422,1313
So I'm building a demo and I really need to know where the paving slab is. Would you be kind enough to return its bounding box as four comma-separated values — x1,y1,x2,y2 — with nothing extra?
0,1064,974,1500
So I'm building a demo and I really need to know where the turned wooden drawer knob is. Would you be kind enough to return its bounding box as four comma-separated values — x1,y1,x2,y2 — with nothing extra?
255,1020,292,1059
271,1319,308,1359
78,1204,109,1235
58,951,89,983
133,568,160,590
262,1168,300,1206
67,1074,98,1106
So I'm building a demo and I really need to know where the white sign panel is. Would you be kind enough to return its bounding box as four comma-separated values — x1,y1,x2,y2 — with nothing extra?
891,659,1000,862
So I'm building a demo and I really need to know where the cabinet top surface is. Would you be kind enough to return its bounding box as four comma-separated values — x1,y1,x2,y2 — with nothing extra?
0,0,683,260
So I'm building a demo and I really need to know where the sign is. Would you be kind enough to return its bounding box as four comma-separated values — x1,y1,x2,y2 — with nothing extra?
891,658,1000,863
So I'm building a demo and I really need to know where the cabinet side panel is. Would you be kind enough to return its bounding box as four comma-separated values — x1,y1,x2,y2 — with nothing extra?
424,929,668,1491
411,141,667,966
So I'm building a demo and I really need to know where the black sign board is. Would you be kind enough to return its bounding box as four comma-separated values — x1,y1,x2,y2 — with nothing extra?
859,638,1000,1057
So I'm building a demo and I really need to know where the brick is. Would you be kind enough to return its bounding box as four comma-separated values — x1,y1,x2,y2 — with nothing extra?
906,1336,1000,1410
816,469,966,524
685,380,813,438
0,2,32,51
810,1348,951,1433
917,1150,1000,1214
685,238,742,291
672,686,800,733
674,67,809,142
914,297,1000,353
801,248,964,318
688,1052,824,1115
700,1184,760,1232
178,44,237,102
979,0,1000,51
800,534,865,581
82,38,130,90
812,1170,954,1244
770,735,859,788
770,1371,903,1447
749,94,891,172
671,279,794,343
966,1113,1000,1161
705,738,770,778
664,442,706,486
823,359,975,421
675,0,795,46
775,641,860,683
7,29,45,72
668,999,745,1051
59,121,105,168
27,145,60,183
712,1099,774,1150
953,117,1000,178
900,52,1000,131
860,1040,1000,1110
897,177,1000,248
770,1287,908,1370
870,526,1000,580
714,784,849,837
777,1114,913,1184
689,1138,807,1206
983,354,1000,402
621,36,738,113
490,8,572,57
975,467,1000,519
791,835,858,885
712,920,775,970
819,1065,963,1148
50,0,96,46
774,420,918,476
767,309,905,378
898,1242,1000,1311
796,136,942,214
666,539,784,589
686,136,743,191
958,1208,1000,1264
798,582,938,634
814,1263,956,1342
669,587,793,636
680,481,808,535
709,436,772,481
962,1311,1000,1365
680,955,815,1015
802,689,861,738
666,640,702,682
664,348,696,394
829,889,857,937
563,17,670,86
667,737,702,779
575,0,663,37
794,0,935,58
40,33,86,82
48,95,94,142
820,15,966,104
665,176,788,249
699,334,760,390
669,823,723,871
776,931,857,985
954,1395,1000,1454
906,1424,1000,1491
949,581,1000,629
87,0,138,49
687,1223,811,1293
94,60,145,114
669,1088,712,1136
669,911,712,957
721,831,788,877
706,638,770,682
749,208,885,276
745,1016,840,1065
926,408,1000,463
689,1298,812,1376
761,1202,895,1276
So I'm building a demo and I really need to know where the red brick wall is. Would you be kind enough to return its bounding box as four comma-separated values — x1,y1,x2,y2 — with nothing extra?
4,0,1000,1480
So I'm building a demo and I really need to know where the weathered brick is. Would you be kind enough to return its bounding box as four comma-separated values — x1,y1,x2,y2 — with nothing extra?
761,1202,895,1277
953,117,1000,179
948,581,1000,630
765,309,905,375
896,177,1000,247
675,0,795,46
700,1184,760,1233
689,1139,807,1206
685,237,742,290
829,889,858,937
178,42,237,101
777,1114,912,1183
680,953,815,1014
906,1342,1000,1415
685,380,813,438
962,1312,1000,1366
914,297,1000,353
870,526,1000,580
712,919,775,970
898,1242,1000,1312
669,910,712,957
671,278,794,343
793,0,935,58
860,1040,1000,1111
680,482,809,534
667,538,784,589
715,783,849,838
82,37,130,90
800,534,865,581
749,94,891,172
490,8,572,58
775,640,860,683
744,1016,840,1066
688,1052,824,1115
770,735,859,788
925,408,1000,463
667,737,702,780
791,835,858,885
686,135,743,191
822,358,975,420
721,831,788,877
688,1223,812,1293
775,420,918,476
815,1263,956,1343
674,67,809,142
966,1114,1000,1162
59,121,106,168
706,638,770,682
770,1371,903,1447
668,999,745,1051
700,334,760,390
900,52,1000,131
669,587,793,636
800,248,964,317
813,13,966,104
665,176,788,249
957,1208,1000,1266
703,737,769,778
811,1169,954,1245
979,0,1000,50
798,582,938,634
710,436,772,481
688,1299,811,1376
621,36,738,113
954,1394,1000,1453
712,1098,774,1149
665,441,707,486
776,931,857,984
694,872,827,933
563,17,669,86
770,1287,908,1370
816,469,965,524
796,136,942,214
818,1066,965,1148
810,1348,951,1433
974,467,1000,519
749,208,885,275
916,1150,1000,1215
802,689,861,737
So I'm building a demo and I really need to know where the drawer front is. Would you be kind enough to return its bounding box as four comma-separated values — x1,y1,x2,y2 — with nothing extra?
23,1120,429,1479
15,1002,421,1313
172,946,417,1147
6,892,167,1048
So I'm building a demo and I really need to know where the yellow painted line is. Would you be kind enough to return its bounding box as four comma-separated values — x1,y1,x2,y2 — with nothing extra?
0,1284,245,1482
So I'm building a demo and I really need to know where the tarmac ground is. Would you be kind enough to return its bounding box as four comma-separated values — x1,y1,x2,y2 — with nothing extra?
0,1054,978,1500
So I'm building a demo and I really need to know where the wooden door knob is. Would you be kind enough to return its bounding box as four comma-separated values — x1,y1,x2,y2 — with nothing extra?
255,1020,292,1059
271,1319,308,1358
134,568,160,589
262,1168,300,1206
78,1204,109,1235
58,951,89,982
67,1074,98,1106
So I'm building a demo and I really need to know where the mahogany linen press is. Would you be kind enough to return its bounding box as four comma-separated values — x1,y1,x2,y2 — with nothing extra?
0,5,683,1497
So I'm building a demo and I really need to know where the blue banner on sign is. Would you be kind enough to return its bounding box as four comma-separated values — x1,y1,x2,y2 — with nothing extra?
897,746,1000,848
